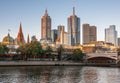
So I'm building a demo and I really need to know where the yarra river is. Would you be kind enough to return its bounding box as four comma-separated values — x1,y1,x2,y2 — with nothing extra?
0,66,120,83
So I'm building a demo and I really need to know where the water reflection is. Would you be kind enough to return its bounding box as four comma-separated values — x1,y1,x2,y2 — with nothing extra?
0,66,120,83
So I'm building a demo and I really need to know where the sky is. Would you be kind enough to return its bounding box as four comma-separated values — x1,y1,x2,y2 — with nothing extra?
0,0,120,44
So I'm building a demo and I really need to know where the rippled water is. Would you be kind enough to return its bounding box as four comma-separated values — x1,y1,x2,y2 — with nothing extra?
0,66,120,83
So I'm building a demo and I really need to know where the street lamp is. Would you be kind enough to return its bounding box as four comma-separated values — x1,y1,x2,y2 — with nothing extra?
8,29,11,54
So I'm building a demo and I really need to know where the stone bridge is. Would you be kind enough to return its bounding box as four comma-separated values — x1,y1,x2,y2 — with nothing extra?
86,52,118,63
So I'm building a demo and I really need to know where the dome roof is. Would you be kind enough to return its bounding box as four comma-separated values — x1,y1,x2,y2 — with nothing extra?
2,34,14,44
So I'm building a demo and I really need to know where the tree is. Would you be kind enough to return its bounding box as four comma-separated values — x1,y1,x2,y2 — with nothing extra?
57,45,64,61
28,41,43,58
0,44,9,54
45,46,53,60
16,44,30,60
117,48,120,56
72,49,85,61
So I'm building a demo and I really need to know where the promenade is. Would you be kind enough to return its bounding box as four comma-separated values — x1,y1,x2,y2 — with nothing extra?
0,61,119,67
0,61,86,66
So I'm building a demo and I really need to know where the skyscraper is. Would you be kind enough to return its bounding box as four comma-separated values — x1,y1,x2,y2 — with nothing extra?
105,25,117,46
16,22,25,45
68,7,80,46
58,25,65,44
118,38,120,46
41,9,51,40
83,23,97,44
51,29,58,43
64,32,68,45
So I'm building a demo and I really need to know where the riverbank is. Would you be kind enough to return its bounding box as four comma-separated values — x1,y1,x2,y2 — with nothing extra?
0,61,120,67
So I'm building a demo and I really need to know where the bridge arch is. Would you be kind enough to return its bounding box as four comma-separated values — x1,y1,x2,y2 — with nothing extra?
87,57,117,63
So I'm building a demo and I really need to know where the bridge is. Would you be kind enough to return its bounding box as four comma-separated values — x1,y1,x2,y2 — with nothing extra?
86,52,118,63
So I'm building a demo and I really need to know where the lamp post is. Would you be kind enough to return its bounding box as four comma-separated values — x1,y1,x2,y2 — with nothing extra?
8,29,11,54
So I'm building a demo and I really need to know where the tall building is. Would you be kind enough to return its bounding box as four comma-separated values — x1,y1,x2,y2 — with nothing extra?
83,23,97,44
64,32,68,45
68,7,80,46
105,25,117,46
118,38,120,46
16,23,25,45
41,9,51,40
51,29,58,43
58,25,65,44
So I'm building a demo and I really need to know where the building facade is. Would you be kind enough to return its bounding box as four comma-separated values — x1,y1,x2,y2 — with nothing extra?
41,9,51,40
83,23,97,44
51,29,58,43
58,25,65,44
118,38,120,46
64,32,68,45
68,7,80,46
105,25,117,46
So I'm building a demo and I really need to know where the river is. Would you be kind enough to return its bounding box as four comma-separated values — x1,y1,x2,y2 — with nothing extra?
0,66,120,83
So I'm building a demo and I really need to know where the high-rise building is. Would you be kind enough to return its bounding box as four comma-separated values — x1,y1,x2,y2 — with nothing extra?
68,7,80,46
83,23,97,44
58,25,65,44
51,29,58,43
64,32,68,45
118,38,120,46
41,9,51,40
16,22,25,45
105,25,117,46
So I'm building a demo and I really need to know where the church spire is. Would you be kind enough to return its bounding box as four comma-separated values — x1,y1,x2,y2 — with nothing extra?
27,34,30,44
73,6,75,15
45,8,48,16
17,22,25,45
19,22,22,33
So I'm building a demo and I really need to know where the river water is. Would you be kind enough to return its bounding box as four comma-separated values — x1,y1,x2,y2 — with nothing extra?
0,66,120,83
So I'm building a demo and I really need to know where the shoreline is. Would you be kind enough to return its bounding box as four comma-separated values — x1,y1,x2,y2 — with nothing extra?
0,61,120,67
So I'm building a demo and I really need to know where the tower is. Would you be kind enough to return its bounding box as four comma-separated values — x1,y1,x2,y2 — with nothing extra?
105,25,117,46
16,22,25,45
68,7,80,46
82,23,97,44
58,25,65,44
27,34,30,43
41,9,51,40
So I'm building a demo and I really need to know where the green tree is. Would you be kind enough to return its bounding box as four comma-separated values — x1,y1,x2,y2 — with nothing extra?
28,41,43,58
117,48,120,56
57,45,64,61
16,44,29,60
72,49,85,61
45,46,53,61
0,44,9,54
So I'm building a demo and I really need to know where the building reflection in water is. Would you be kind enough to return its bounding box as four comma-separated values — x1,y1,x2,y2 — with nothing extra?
0,66,120,83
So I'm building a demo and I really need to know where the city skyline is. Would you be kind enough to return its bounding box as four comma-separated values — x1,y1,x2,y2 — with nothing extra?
0,0,120,43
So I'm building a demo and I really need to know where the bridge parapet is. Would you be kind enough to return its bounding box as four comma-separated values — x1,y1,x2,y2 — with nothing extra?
86,52,118,60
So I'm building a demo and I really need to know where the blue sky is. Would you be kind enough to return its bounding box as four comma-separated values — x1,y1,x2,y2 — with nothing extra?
0,0,120,44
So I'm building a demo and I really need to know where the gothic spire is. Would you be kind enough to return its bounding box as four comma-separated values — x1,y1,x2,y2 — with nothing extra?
27,34,30,44
19,22,22,33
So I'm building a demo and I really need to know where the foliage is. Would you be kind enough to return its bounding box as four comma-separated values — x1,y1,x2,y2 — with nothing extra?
45,46,53,60
28,41,43,57
57,45,64,61
17,41,43,60
72,49,85,61
0,44,9,54
117,48,120,56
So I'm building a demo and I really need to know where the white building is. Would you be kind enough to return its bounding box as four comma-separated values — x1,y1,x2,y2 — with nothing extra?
105,25,118,46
